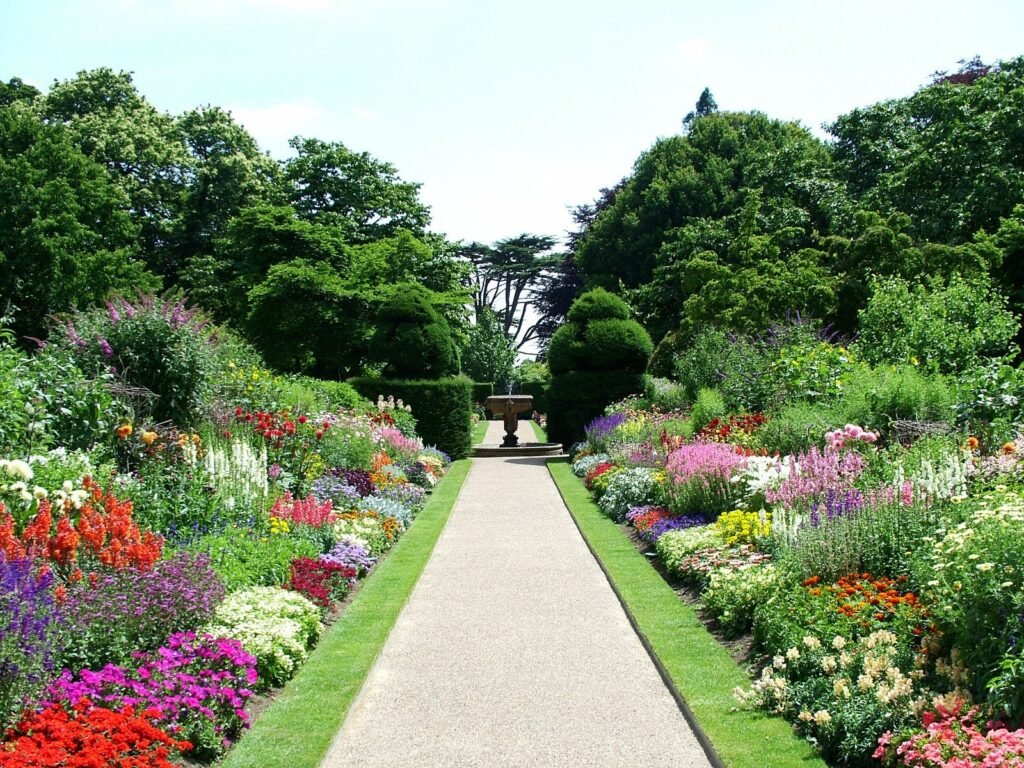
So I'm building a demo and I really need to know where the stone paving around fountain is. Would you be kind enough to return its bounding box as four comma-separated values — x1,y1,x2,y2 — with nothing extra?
321,420,713,768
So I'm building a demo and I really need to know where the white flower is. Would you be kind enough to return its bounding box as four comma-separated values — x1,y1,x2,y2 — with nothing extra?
3,459,33,481
813,710,831,726
831,636,846,651
803,636,822,650
786,647,800,661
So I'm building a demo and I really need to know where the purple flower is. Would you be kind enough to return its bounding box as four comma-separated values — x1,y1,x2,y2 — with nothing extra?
44,631,257,760
320,540,376,575
106,301,121,324
96,337,114,358
331,468,374,498
586,412,628,446
0,555,63,730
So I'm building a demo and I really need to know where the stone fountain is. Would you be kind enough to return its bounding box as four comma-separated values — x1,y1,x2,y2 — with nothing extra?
473,393,564,458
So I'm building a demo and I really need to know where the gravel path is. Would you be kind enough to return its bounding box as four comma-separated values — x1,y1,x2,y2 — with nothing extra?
321,420,713,767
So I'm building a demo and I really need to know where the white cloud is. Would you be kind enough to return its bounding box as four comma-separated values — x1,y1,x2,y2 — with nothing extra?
230,99,332,157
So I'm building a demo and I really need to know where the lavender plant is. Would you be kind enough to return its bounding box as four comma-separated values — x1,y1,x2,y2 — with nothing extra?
0,556,62,730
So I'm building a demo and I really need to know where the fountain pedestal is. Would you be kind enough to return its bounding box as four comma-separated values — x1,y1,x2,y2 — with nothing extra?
485,395,534,448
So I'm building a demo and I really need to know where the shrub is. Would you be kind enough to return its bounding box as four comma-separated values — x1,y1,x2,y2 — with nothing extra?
597,467,665,521
2,700,191,768
837,364,954,435
187,527,319,592
754,401,839,455
855,274,1019,375
205,587,323,689
370,283,459,379
915,492,1024,704
654,525,721,573
646,377,689,412
471,382,494,404
702,564,781,638
0,557,62,731
58,552,226,671
50,294,219,425
547,290,652,447
349,376,472,459
44,632,258,760
689,388,726,432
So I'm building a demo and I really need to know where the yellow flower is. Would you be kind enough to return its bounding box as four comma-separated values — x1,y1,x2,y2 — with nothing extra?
141,430,158,446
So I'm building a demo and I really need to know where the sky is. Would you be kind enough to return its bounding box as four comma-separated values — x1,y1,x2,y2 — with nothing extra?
2,0,1024,247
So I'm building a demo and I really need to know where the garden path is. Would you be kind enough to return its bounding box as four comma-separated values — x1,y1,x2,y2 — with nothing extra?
321,420,713,767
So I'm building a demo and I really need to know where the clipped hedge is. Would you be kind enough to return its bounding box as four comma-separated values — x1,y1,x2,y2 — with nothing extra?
547,370,647,448
349,376,472,459
519,381,549,415
471,382,494,404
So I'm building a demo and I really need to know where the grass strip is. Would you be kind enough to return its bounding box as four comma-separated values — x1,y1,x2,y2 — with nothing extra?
529,419,547,442
221,459,472,768
472,419,489,445
548,459,826,768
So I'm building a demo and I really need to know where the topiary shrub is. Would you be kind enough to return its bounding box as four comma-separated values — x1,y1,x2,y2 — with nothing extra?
370,284,459,379
547,289,652,447
349,376,472,459
471,382,494,404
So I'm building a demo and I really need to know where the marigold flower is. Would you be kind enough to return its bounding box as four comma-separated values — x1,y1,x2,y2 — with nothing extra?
141,430,158,445
965,436,980,451
1002,441,1017,455
115,423,133,439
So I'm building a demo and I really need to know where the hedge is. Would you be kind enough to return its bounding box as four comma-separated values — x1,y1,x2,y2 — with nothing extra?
519,381,549,415
349,376,472,459
546,370,648,448
471,382,494,404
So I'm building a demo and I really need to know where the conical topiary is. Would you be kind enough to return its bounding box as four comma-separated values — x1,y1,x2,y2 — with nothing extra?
547,288,653,447
371,283,459,379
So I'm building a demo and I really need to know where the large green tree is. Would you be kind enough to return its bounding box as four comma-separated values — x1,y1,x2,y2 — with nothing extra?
38,68,190,278
283,137,430,243
0,104,157,340
576,111,847,297
829,56,1024,245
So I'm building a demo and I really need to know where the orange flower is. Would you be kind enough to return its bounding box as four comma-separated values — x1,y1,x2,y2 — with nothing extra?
140,430,158,446
1002,441,1017,455
115,424,133,439
965,436,980,451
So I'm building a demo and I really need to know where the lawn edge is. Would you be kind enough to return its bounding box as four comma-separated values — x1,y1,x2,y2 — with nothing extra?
548,459,827,768
472,419,488,445
220,458,472,768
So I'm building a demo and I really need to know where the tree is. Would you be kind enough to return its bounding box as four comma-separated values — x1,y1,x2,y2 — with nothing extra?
370,283,459,379
174,106,280,267
0,104,157,341
283,137,430,243
246,258,372,378
461,233,561,351
460,308,516,390
187,203,347,326
683,86,718,130
38,68,190,279
829,56,1024,244
0,78,39,107
576,111,844,295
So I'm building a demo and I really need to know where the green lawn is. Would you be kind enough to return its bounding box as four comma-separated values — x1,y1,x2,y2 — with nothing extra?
529,419,547,442
548,460,826,768
472,418,489,445
221,459,471,768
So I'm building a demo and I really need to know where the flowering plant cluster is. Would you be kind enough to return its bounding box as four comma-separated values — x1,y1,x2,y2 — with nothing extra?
44,632,257,760
697,413,769,446
1,698,192,768
286,557,356,608
270,492,336,528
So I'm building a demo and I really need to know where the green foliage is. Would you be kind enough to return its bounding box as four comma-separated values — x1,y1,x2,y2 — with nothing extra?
855,274,1019,374
50,295,217,426
460,309,515,390
645,377,689,412
689,388,726,432
470,382,494,404
315,423,375,472
753,401,838,455
370,283,459,379
830,57,1024,245
0,342,27,452
836,364,954,434
547,371,647,448
702,565,782,639
349,376,472,459
187,528,319,592
566,287,630,323
283,137,430,243
953,361,1024,447
246,258,372,378
0,103,157,340
584,319,654,373
915,492,1024,703
547,290,652,445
